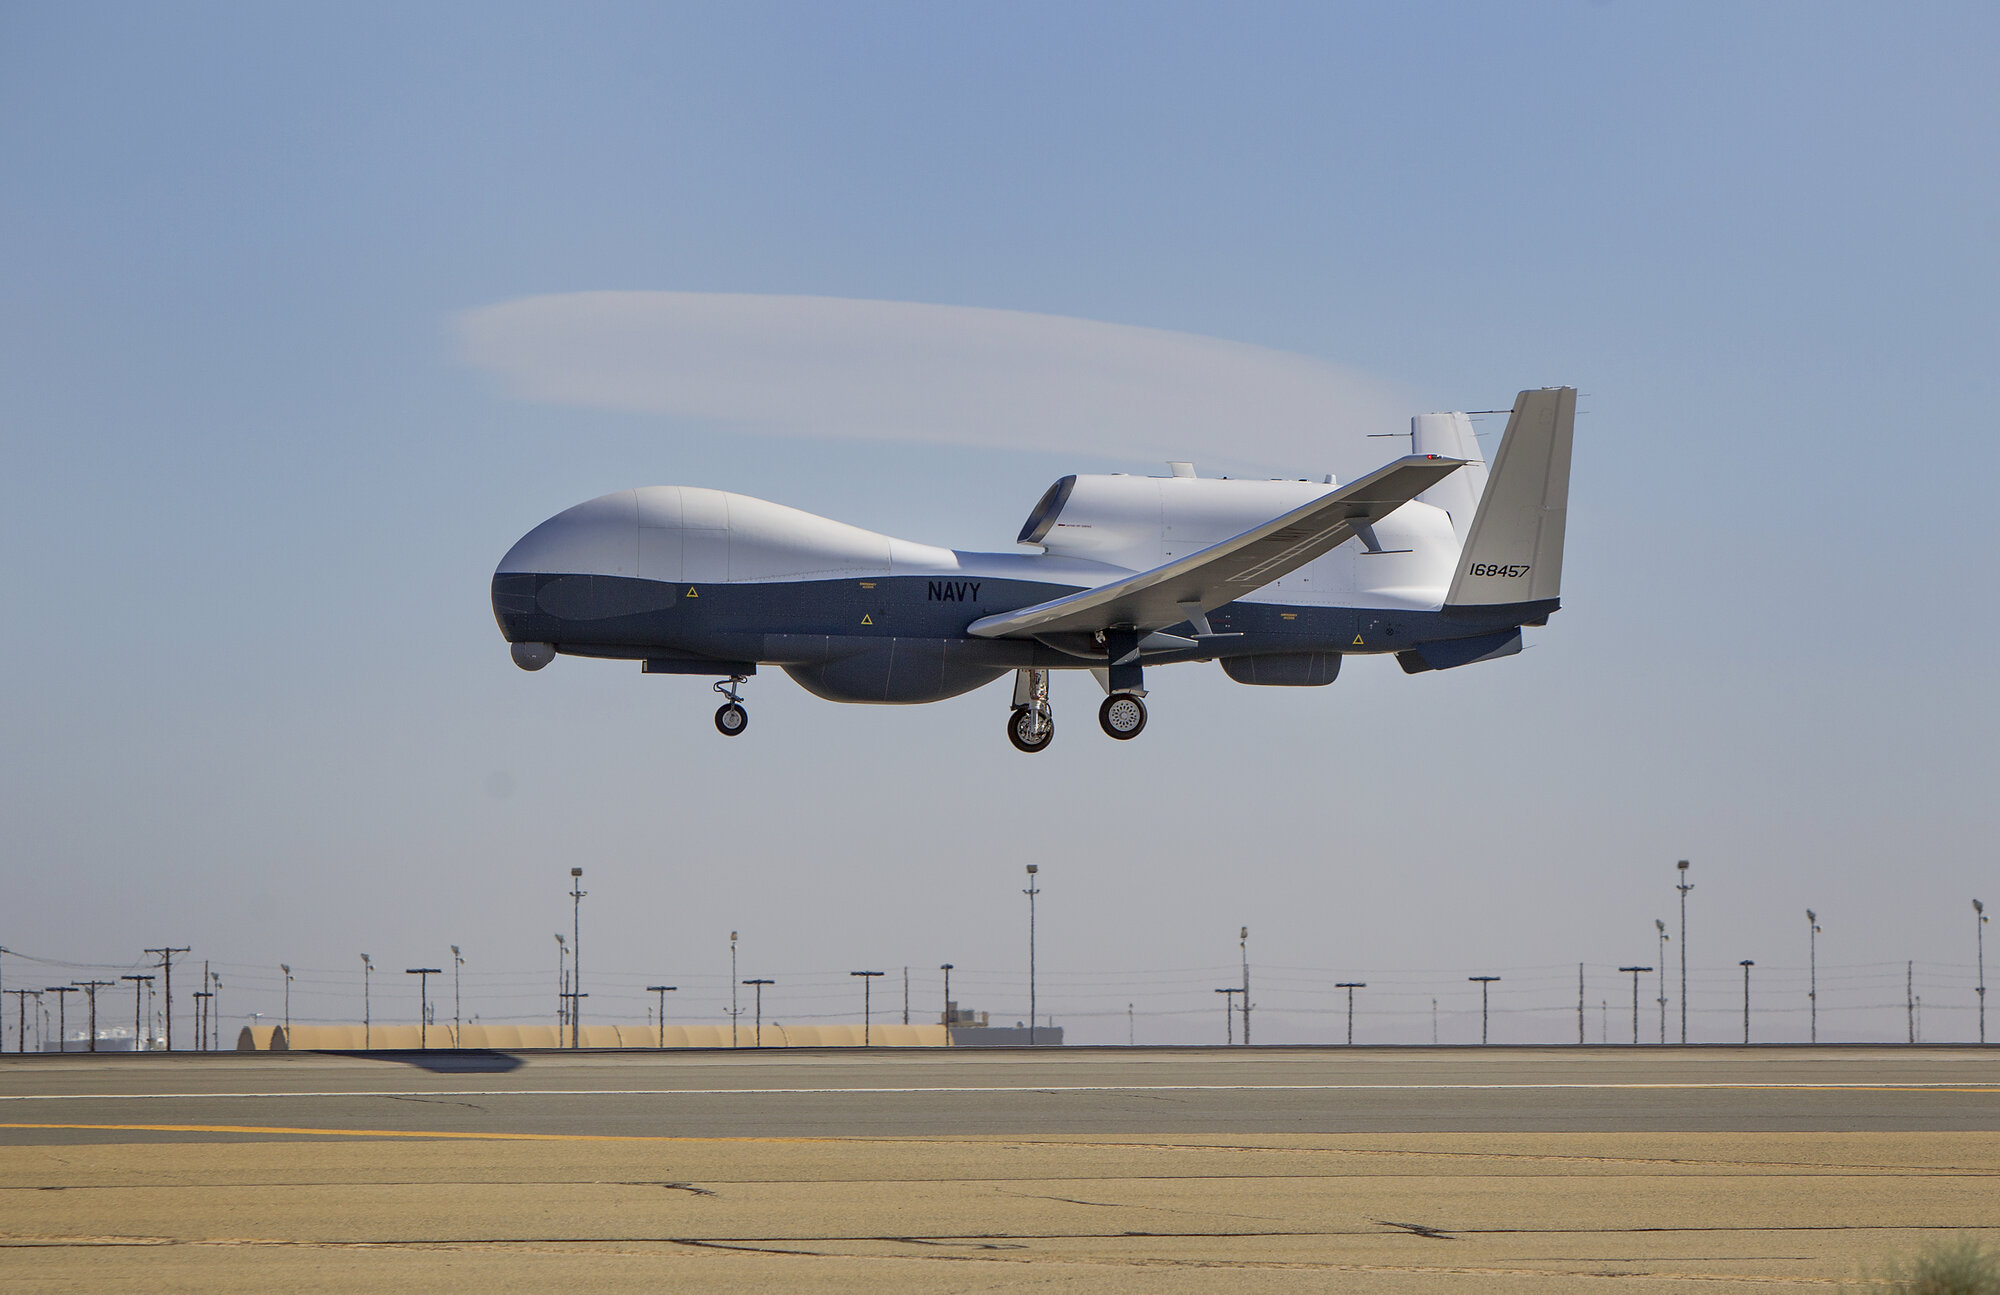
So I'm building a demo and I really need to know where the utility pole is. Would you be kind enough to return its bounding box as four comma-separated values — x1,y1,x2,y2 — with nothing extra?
902,966,909,1026
360,954,372,1049
1975,900,1987,1045
1337,982,1366,1045
1807,911,1821,1044
191,990,210,1051
1739,960,1755,1044
1676,860,1693,1043
569,867,585,1048
743,979,772,1047
1620,967,1651,1045
1656,921,1670,1044
1469,976,1500,1044
1907,960,1915,1044
730,932,739,1048
406,969,440,1048
280,965,293,1039
451,947,464,1048
647,986,676,1047
6,990,31,1053
1128,1002,1135,1046
1215,987,1241,1044
46,986,77,1051
210,971,223,1051
1023,865,1040,1045
851,971,884,1045
145,947,188,1051
940,963,953,1029
75,980,115,1052
122,975,153,1049
1577,963,1585,1044
1240,926,1252,1047
1432,997,1438,1045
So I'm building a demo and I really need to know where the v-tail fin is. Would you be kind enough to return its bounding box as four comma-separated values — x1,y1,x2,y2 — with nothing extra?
1444,386,1575,608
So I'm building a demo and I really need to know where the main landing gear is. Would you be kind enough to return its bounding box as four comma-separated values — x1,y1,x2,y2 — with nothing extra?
1098,693,1147,740
1005,668,1151,751
713,675,750,736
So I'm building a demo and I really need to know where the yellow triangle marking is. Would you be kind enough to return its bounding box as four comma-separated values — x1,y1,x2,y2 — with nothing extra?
685,587,698,598
1351,634,1365,646
861,613,874,626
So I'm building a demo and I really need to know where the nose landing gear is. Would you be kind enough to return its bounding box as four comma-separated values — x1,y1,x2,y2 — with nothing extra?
713,676,750,736
1007,668,1054,754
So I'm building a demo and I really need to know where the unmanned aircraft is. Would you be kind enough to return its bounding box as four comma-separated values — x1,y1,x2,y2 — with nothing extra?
493,386,1574,751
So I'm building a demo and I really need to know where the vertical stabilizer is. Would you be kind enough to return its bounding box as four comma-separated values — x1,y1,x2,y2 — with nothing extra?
1411,411,1488,542
1444,387,1574,608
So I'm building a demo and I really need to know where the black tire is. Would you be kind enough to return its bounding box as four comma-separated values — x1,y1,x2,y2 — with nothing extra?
714,702,749,736
1098,694,1147,740
1008,706,1055,753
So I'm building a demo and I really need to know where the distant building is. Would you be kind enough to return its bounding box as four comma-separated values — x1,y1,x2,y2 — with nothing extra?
942,1002,1063,1046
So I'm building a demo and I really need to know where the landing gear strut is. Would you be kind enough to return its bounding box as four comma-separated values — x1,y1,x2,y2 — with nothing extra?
1007,668,1054,754
1098,693,1147,740
713,676,749,736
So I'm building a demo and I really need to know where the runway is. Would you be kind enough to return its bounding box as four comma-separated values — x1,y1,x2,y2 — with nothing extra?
3,1047,1998,1292
2,1044,1995,1141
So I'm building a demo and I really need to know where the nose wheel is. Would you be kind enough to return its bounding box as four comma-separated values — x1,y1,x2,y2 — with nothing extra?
713,676,750,737
1098,694,1147,740
1008,705,1054,753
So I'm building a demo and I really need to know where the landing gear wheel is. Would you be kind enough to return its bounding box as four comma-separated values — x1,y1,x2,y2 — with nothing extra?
714,702,749,736
1008,706,1055,754
1099,694,1147,740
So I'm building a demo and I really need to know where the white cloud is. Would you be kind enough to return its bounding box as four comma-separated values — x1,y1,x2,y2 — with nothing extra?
454,292,1420,471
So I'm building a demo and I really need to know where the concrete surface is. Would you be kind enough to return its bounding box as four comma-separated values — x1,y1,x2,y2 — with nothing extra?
2,1046,1996,1291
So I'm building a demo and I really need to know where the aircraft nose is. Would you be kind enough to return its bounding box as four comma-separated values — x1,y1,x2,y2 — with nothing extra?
495,490,640,578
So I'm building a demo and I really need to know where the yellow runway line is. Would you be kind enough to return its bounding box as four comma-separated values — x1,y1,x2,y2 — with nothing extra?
0,1122,840,1143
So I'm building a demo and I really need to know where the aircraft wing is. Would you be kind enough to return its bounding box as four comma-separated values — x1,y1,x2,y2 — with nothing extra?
966,455,1465,640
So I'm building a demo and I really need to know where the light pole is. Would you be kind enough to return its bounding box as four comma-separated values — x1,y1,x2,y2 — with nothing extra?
1023,865,1040,1046
730,931,739,1048
1619,967,1651,1045
1806,911,1821,1044
1739,960,1755,1044
280,965,293,1038
1655,921,1670,1044
451,946,464,1048
360,954,372,1049
554,933,567,1033
1240,926,1252,1047
648,985,676,1047
1215,987,1242,1044
851,971,884,1045
1469,976,1500,1044
743,979,772,1047
1676,860,1693,1043
407,969,440,1049
568,867,586,1048
940,963,953,1029
1337,983,1366,1045
122,975,153,1049
1975,900,1987,1045
210,972,222,1051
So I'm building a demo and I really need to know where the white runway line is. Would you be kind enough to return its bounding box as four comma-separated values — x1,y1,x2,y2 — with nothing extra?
3,1082,1997,1101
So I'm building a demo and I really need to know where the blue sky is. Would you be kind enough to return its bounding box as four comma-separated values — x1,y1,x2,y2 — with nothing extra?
3,2,1996,1046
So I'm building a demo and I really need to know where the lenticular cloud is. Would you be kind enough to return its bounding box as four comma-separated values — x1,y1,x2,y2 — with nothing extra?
455,291,1415,470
